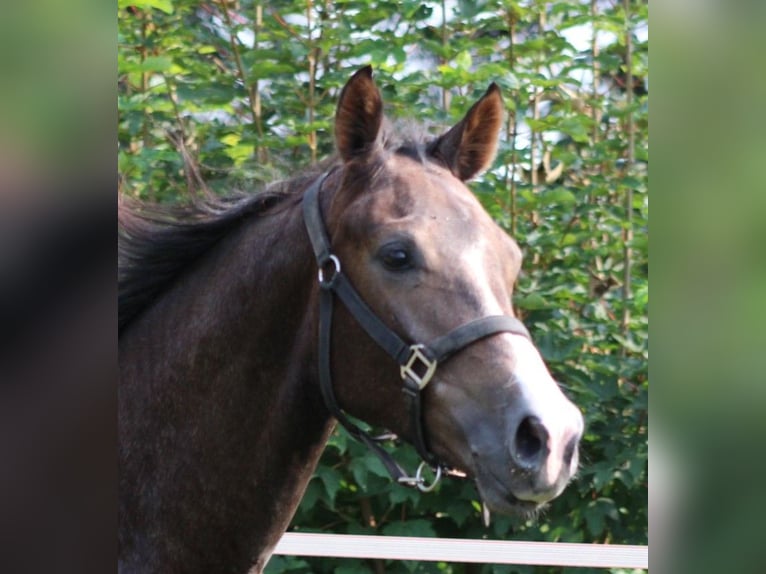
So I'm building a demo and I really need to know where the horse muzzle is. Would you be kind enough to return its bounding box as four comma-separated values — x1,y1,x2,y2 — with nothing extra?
474,399,583,514
467,336,585,514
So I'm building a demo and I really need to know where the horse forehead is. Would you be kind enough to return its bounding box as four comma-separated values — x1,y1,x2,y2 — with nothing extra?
388,157,522,265
368,158,489,227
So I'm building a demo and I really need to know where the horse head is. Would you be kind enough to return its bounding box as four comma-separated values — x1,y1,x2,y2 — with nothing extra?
314,67,584,515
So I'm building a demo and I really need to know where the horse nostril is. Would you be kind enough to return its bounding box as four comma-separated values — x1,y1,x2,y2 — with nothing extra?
514,416,549,467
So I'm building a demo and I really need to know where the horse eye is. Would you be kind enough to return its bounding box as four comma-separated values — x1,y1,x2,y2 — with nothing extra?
379,245,413,271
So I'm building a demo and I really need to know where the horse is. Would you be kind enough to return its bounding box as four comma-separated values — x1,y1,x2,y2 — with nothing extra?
118,66,584,574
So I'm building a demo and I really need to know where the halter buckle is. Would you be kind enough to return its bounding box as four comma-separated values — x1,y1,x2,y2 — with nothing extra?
400,345,437,391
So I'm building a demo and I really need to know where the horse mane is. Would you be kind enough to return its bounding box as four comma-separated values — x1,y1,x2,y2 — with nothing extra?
118,160,333,335
118,122,437,336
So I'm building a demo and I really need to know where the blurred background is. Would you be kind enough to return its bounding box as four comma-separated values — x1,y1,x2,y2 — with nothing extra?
0,1,115,573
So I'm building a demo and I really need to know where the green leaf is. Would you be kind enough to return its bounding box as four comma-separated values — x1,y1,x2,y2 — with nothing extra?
541,187,577,206
515,293,549,310
314,466,343,507
560,116,592,143
120,56,173,74
389,484,420,506
382,519,436,538
454,50,473,71
612,333,646,354
119,0,173,14
335,563,373,574
445,499,472,527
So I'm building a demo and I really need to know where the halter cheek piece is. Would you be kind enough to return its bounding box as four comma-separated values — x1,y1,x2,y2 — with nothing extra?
302,172,532,491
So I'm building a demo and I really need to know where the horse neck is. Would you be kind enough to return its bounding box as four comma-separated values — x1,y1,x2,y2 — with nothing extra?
119,197,333,573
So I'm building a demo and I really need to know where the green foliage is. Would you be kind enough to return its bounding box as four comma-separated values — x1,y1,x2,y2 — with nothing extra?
119,0,648,572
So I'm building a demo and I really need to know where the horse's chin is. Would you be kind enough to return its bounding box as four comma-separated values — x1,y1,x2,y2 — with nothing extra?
473,468,545,518
434,437,545,517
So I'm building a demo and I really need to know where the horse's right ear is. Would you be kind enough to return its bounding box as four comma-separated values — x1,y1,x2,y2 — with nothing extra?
335,66,383,162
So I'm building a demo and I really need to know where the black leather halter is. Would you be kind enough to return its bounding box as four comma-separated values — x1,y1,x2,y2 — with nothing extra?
302,172,532,490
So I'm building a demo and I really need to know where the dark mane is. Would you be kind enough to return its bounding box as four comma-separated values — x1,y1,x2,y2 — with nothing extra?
118,122,436,335
118,161,333,335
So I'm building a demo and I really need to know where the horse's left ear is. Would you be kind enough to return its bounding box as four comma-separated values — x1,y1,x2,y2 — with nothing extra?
335,66,383,162
428,83,504,181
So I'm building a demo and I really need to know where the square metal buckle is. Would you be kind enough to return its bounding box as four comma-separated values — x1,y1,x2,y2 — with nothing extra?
400,345,437,390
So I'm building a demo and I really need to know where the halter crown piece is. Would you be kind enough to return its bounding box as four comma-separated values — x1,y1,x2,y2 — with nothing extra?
302,172,532,491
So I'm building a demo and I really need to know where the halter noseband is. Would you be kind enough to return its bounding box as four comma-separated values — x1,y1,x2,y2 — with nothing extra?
302,172,532,490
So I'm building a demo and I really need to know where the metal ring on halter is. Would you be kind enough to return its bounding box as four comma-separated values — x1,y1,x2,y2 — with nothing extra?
415,461,442,493
318,254,341,286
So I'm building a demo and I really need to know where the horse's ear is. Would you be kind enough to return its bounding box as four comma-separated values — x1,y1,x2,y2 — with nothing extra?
428,83,504,181
335,66,383,162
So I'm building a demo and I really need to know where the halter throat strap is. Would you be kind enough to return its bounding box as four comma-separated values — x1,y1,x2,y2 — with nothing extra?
302,172,531,486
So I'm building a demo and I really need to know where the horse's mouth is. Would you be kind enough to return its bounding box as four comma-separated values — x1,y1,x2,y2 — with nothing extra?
473,466,545,518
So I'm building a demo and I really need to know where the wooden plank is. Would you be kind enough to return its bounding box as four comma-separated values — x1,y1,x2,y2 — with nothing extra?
274,533,648,569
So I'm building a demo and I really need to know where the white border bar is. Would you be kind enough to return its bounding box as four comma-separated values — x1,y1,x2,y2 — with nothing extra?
274,533,648,569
